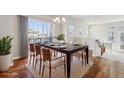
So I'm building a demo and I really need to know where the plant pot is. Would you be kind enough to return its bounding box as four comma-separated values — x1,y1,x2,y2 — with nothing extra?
0,54,12,71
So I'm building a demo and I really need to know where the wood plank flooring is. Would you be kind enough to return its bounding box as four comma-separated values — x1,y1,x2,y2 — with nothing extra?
1,56,124,78
83,56,124,78
0,58,33,78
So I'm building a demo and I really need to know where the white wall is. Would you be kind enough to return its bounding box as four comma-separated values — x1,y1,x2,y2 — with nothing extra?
89,21,124,52
0,15,63,59
12,16,21,59
89,23,113,53
0,15,14,56
89,24,110,41
0,15,21,59
0,16,13,38
62,17,88,43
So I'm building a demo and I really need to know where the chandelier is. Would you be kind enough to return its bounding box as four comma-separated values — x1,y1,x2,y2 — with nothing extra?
53,17,66,24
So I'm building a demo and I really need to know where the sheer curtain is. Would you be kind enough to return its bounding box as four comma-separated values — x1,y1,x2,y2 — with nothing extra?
19,16,28,58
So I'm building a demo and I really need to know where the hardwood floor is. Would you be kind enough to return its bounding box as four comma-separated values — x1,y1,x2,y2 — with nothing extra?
83,56,124,78
0,58,33,78
1,56,124,78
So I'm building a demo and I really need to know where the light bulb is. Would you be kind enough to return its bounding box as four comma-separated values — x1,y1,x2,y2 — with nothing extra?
62,17,66,22
56,17,59,20
53,17,66,24
53,19,56,22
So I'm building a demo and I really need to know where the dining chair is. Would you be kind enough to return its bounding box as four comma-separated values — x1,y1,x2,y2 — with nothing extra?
29,44,35,67
41,48,66,78
74,49,93,66
74,50,87,66
34,45,42,75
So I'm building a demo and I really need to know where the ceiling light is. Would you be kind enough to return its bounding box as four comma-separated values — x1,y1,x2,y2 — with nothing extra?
53,17,66,24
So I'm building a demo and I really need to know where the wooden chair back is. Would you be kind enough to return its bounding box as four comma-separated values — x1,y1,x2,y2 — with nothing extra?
42,48,51,61
29,44,35,52
35,45,42,56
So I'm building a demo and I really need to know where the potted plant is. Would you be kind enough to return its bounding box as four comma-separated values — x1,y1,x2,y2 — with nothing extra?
0,36,13,71
55,34,65,43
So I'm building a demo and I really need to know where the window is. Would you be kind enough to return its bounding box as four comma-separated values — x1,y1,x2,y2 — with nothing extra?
67,24,75,42
80,26,87,36
28,19,53,43
107,25,115,42
120,33,124,43
120,32,124,49
68,25,74,35
107,32,114,42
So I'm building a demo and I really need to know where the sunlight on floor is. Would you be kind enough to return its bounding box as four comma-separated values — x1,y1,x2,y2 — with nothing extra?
26,57,93,78
102,52,124,62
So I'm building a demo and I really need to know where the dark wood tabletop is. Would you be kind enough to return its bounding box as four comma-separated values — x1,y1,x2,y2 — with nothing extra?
38,42,89,78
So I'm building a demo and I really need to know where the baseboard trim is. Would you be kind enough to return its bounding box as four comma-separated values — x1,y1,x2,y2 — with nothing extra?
13,56,27,61
13,56,21,60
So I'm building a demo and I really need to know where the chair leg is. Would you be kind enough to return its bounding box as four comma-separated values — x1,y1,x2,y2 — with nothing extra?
32,57,35,68
82,51,84,66
34,59,37,70
39,60,42,75
56,52,58,56
54,67,56,70
54,51,56,57
42,64,45,77
61,53,63,56
85,56,87,65
49,61,51,78
29,55,32,65
82,59,83,66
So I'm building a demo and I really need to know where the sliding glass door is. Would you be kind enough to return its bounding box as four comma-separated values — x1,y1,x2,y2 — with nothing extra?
28,18,54,43
111,24,124,52
119,31,124,52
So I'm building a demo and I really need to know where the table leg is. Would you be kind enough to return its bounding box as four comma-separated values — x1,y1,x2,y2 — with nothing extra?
86,47,89,64
82,50,83,66
66,54,71,78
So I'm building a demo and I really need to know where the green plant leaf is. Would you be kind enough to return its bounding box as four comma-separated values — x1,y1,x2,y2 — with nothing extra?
0,36,13,55
56,34,64,41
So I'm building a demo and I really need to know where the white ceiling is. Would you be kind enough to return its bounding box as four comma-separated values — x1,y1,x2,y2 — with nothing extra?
29,15,124,25
67,15,124,24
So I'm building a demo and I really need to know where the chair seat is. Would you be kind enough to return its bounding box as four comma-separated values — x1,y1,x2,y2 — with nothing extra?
75,50,93,57
30,52,35,56
44,56,65,68
35,55,42,60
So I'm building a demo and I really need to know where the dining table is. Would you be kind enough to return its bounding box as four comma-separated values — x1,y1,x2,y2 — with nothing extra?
38,42,89,78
